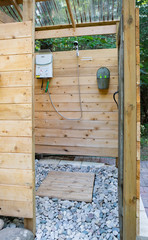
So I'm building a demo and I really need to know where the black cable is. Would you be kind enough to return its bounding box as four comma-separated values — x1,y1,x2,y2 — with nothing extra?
113,91,119,109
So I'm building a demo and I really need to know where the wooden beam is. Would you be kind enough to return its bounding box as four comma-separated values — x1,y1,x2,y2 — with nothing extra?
23,0,36,235
0,9,16,23
10,0,23,19
35,24,116,39
123,0,137,239
35,20,120,31
65,0,76,28
23,0,34,21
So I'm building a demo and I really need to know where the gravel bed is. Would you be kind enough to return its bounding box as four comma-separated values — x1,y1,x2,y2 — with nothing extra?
1,160,120,240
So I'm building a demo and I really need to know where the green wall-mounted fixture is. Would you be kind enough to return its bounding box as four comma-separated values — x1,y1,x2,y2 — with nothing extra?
97,67,110,89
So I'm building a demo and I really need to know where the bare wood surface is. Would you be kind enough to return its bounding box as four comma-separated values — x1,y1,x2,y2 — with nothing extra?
36,145,118,157
0,153,32,169
136,7,140,235
0,19,35,233
35,20,120,31
0,21,32,40
65,0,76,28
0,200,33,218
23,0,36,234
36,171,95,202
35,25,117,39
123,0,137,239
35,49,118,157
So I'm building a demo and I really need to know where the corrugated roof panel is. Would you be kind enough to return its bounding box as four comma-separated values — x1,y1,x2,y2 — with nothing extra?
0,0,122,27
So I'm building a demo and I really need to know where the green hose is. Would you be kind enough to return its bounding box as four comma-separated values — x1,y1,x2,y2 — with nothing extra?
45,80,49,93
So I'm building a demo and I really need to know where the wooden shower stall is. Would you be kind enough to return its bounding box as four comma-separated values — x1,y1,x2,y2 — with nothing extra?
0,0,140,239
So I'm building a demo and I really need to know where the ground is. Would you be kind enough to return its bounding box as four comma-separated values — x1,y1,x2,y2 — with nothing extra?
1,159,120,240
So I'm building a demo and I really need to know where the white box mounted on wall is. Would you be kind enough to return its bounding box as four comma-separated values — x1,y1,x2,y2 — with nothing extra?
36,52,53,78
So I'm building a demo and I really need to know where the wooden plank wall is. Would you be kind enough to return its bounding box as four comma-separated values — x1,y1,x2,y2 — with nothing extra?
136,7,140,235
35,49,118,157
0,21,35,219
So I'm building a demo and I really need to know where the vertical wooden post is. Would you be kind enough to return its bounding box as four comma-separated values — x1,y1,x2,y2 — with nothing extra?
123,0,137,239
23,0,36,235
136,7,140,235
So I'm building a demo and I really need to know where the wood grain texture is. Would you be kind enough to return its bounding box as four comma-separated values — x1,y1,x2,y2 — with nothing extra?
0,71,32,87
0,54,32,72
0,121,32,136
36,145,118,157
36,171,95,202
0,200,33,218
0,38,32,55
0,104,32,120
35,25,116,39
35,49,118,157
0,153,32,169
123,1,137,239
0,21,35,223
0,21,32,40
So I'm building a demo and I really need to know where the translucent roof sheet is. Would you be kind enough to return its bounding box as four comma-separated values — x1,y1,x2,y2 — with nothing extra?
0,0,122,27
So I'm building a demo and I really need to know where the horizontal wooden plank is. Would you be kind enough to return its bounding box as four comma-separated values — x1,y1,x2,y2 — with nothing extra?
0,153,32,169
0,21,32,40
0,71,32,87
0,104,32,120
35,76,118,87
35,102,118,112
0,137,32,153
35,128,118,139
35,119,118,130
37,171,95,202
35,145,118,157
35,25,117,39
0,87,32,103
52,49,117,59
35,137,118,148
0,185,33,201
35,84,118,95
53,57,117,69
35,111,118,121
0,54,32,72
52,66,118,78
0,38,32,55
0,121,32,137
0,200,33,218
35,93,117,103
0,169,33,186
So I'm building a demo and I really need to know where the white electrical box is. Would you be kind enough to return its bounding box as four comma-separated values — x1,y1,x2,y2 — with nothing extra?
36,52,53,78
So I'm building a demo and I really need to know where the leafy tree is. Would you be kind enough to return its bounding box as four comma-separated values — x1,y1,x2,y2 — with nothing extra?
136,1,148,125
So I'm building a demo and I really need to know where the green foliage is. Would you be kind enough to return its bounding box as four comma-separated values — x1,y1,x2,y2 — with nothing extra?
35,34,116,52
136,1,148,124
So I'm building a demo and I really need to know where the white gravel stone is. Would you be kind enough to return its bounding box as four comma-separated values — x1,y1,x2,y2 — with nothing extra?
1,159,120,239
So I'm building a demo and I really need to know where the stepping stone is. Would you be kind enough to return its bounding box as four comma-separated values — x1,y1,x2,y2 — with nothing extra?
0,228,34,240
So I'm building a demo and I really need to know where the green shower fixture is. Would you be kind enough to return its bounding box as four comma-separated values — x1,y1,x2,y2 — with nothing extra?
97,67,110,89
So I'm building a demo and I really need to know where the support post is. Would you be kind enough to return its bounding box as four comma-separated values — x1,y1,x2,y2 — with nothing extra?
23,0,36,235
123,0,137,239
